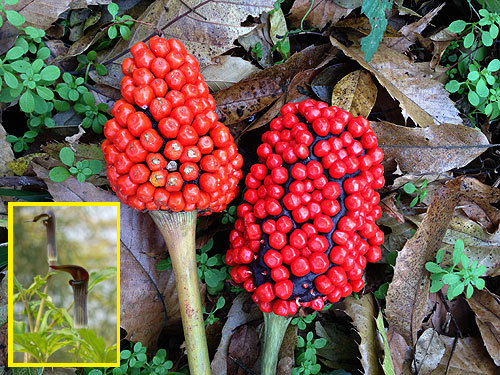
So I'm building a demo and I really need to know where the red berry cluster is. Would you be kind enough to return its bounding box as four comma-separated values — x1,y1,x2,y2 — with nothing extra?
226,99,384,316
102,37,243,213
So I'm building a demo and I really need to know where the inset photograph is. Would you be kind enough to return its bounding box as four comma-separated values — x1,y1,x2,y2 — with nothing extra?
8,203,120,367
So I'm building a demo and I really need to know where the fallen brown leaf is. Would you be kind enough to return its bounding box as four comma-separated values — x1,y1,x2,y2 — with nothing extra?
6,0,77,31
277,323,298,375
334,17,403,38
215,44,332,126
201,56,260,92
372,121,490,174
344,294,382,375
384,4,444,53
429,336,498,374
211,293,262,375
214,76,282,126
99,0,275,68
0,124,14,176
466,289,500,365
385,177,500,346
331,70,377,118
414,328,446,375
289,0,351,29
244,68,317,134
227,325,260,375
330,36,462,127
387,327,412,375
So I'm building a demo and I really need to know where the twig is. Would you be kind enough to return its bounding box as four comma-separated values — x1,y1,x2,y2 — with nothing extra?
178,0,207,20
228,354,257,374
102,0,212,67
436,290,464,338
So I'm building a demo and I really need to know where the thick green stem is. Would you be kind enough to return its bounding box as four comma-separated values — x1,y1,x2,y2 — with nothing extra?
149,210,210,375
261,312,292,375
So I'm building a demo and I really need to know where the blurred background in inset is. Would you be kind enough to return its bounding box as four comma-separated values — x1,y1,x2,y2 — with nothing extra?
12,205,118,361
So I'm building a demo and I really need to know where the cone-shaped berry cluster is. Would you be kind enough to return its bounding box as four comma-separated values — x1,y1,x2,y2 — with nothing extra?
102,37,243,213
226,99,384,316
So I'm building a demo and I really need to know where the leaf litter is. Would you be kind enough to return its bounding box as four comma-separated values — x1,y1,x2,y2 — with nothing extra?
3,1,500,373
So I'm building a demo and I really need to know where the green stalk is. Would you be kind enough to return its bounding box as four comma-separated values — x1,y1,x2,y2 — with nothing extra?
149,210,210,375
261,312,292,375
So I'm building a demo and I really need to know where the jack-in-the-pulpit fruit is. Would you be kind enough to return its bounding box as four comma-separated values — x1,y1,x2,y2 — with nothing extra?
102,37,242,214
226,99,384,316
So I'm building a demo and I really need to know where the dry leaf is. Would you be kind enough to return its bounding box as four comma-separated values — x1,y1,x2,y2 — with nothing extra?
344,294,381,375
245,68,317,134
277,323,298,375
0,21,19,56
414,328,446,375
384,4,444,53
372,121,490,174
429,336,498,375
238,20,274,68
387,327,412,375
269,7,289,57
100,0,274,68
466,289,500,365
215,44,331,126
215,76,282,125
330,36,462,126
331,70,377,118
289,0,351,29
334,17,403,38
315,320,361,372
310,63,354,102
6,0,75,31
385,177,500,346
385,179,462,346
211,293,262,375
428,28,456,70
227,325,260,375
201,56,260,92
0,124,14,177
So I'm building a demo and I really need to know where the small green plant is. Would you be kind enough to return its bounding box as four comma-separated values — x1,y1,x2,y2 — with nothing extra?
74,91,109,133
196,238,229,294
56,72,88,101
76,50,107,82
87,343,178,375
252,42,263,60
425,239,486,300
402,179,428,207
157,238,229,295
292,331,326,375
49,146,103,183
6,130,37,152
291,311,317,330
13,270,117,363
221,205,236,225
203,296,225,326
0,0,25,28
446,58,500,119
106,2,134,41
444,7,500,121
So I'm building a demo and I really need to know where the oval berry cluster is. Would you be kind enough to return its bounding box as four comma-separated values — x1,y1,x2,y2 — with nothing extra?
226,99,384,316
102,37,243,213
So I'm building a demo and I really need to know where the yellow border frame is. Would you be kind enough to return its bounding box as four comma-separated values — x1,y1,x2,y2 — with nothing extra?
7,202,121,367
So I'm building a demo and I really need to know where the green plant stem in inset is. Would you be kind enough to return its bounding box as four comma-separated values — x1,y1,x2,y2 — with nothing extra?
34,279,49,332
261,312,292,375
149,210,210,375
